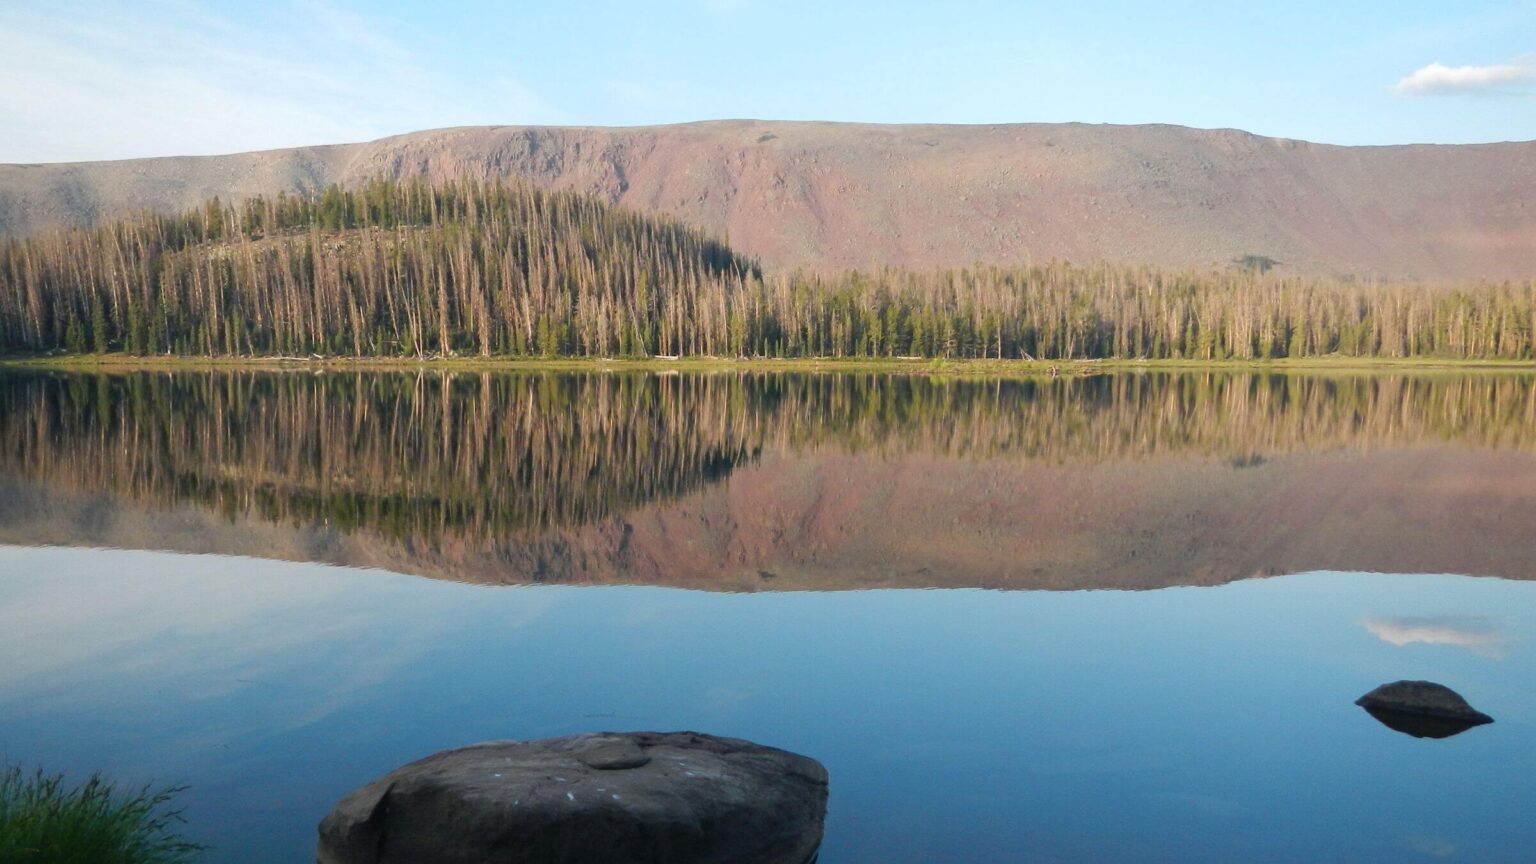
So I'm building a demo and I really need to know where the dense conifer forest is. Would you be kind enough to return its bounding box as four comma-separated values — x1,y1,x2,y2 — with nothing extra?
1,177,1533,360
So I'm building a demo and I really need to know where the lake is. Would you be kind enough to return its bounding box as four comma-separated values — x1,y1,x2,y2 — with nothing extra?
0,368,1533,862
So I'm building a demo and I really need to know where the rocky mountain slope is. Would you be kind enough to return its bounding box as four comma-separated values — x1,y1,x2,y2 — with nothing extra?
2,121,1533,279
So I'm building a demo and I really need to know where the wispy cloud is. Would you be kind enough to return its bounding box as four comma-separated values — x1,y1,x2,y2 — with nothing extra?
0,0,560,163
1394,56,1536,97
1362,616,1511,658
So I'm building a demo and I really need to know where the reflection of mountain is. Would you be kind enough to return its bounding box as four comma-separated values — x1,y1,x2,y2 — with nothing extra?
2,370,1536,591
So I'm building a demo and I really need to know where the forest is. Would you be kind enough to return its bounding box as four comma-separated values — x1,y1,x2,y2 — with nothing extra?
1,177,1533,361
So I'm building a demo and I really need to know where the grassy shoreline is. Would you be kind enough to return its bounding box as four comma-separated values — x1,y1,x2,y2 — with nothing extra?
3,353,1535,377
0,764,203,864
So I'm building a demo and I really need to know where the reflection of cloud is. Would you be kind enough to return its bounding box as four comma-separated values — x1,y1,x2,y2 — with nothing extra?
0,544,568,780
1363,616,1510,658
0,546,557,736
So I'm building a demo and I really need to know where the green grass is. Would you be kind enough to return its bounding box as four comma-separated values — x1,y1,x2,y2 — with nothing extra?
0,766,204,864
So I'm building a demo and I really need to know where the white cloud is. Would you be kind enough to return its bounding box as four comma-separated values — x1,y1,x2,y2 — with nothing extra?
0,0,561,163
1394,57,1536,96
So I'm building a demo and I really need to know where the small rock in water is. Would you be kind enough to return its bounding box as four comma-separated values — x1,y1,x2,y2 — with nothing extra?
1355,680,1493,739
318,731,828,864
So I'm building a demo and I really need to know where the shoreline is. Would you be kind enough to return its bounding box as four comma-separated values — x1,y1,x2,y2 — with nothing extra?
3,353,1535,377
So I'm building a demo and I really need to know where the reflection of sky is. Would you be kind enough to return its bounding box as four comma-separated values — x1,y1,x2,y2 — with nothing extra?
1,546,1534,863
1363,616,1512,658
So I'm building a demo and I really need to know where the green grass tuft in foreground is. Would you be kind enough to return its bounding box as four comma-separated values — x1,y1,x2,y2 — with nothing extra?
0,765,204,864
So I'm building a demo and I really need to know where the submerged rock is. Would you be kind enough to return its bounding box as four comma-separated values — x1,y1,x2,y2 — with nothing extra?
317,731,828,864
1355,681,1493,739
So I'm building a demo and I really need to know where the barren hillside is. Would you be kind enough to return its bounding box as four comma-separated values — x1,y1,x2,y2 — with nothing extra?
2,120,1534,279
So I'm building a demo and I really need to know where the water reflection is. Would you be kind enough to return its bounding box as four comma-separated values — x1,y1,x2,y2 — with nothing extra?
2,369,1536,589
0,371,758,539
1,549,1533,863
1362,617,1511,659
1360,706,1491,740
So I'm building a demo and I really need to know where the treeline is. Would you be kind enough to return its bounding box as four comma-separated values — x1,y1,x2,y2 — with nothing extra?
777,267,1535,361
3,370,1535,546
1,178,1534,360
0,178,753,358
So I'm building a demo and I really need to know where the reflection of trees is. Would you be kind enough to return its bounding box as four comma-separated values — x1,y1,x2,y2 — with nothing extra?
765,372,1536,459
0,372,760,541
1,370,1533,544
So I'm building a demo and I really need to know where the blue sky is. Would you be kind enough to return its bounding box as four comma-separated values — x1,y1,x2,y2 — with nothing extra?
0,0,1531,162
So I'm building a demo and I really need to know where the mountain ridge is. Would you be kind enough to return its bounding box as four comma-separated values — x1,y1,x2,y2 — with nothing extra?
4,120,1535,279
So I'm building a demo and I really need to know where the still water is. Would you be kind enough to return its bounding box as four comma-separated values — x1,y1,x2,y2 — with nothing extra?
0,369,1534,862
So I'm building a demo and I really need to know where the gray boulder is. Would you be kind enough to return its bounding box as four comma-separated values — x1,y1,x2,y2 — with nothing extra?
318,731,828,864
1355,681,1493,738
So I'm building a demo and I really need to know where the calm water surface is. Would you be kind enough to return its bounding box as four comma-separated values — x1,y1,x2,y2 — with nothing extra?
0,369,1534,862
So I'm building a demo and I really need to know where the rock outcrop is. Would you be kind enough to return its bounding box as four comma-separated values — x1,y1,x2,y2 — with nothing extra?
318,732,828,864
1356,681,1494,739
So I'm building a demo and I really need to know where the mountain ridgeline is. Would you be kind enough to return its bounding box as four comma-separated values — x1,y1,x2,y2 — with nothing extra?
4,122,1536,280
1,176,1534,361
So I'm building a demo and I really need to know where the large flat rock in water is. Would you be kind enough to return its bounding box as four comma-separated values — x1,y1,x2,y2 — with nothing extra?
318,731,828,864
